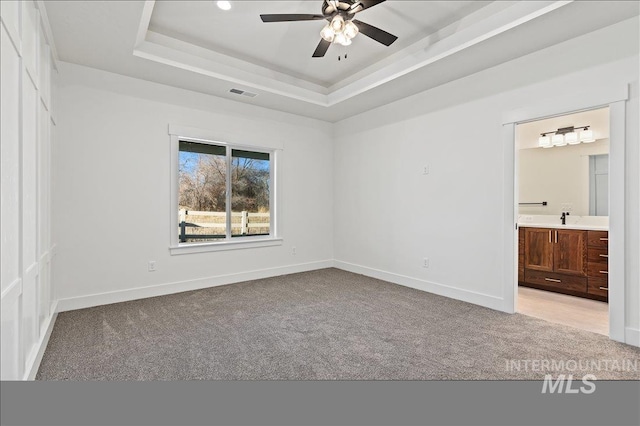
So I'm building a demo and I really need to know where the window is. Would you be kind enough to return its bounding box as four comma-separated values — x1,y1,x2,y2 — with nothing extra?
170,129,280,254
589,154,609,216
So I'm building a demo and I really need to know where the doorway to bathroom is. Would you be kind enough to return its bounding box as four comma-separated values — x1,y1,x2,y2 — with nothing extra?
515,107,610,335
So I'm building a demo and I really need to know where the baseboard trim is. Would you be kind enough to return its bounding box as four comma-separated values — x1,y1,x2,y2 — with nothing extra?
56,260,334,313
625,327,640,347
24,301,58,380
334,260,504,312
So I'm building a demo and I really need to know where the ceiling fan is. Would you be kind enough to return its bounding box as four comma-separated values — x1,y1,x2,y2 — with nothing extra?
260,0,398,58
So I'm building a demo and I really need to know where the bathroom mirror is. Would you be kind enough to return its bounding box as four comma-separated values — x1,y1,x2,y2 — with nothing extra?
516,107,610,217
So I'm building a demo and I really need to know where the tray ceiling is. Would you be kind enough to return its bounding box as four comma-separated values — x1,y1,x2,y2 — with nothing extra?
44,1,640,122
148,1,489,88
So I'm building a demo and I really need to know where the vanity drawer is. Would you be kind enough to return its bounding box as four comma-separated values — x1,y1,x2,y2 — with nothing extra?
588,277,609,298
588,247,609,263
525,269,587,293
587,231,609,248
588,262,608,278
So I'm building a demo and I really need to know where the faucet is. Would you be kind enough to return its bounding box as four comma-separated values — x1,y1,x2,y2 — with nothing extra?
561,212,570,225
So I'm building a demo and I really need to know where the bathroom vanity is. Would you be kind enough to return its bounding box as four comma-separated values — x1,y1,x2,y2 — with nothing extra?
518,216,609,302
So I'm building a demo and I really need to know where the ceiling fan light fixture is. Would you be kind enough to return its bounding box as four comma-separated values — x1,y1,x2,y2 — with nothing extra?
343,20,359,39
259,0,397,58
334,32,347,45
320,24,335,42
330,15,345,32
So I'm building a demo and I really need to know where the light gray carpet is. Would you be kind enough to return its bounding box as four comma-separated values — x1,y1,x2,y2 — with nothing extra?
37,268,640,380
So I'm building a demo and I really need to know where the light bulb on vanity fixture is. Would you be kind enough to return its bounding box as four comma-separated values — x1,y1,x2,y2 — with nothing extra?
538,134,552,148
552,133,566,146
580,127,595,143
538,125,595,148
565,131,579,145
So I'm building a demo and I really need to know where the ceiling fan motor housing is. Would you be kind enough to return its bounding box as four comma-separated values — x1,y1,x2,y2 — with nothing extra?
322,0,360,17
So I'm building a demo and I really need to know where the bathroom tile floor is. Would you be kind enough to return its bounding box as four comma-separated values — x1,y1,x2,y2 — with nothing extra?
518,286,608,335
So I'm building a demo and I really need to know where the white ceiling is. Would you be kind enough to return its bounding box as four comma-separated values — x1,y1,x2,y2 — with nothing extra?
44,1,640,122
148,1,490,88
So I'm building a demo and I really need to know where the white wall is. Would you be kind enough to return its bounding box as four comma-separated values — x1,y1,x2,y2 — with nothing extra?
518,139,610,216
52,62,334,308
1,0,56,380
5,8,638,383
333,18,640,344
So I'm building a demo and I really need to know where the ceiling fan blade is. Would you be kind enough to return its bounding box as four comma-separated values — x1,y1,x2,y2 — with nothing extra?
349,0,386,13
260,14,326,23
352,19,397,46
312,39,331,58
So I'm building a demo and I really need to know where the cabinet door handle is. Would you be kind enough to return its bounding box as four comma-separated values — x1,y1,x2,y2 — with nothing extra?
549,230,552,243
545,278,561,283
555,230,558,243
599,254,608,258
599,270,608,274
599,287,609,291
600,238,608,241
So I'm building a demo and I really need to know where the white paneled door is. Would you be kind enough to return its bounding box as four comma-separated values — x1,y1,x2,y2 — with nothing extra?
1,0,56,380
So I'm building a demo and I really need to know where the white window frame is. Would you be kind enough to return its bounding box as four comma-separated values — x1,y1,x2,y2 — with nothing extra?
169,125,282,255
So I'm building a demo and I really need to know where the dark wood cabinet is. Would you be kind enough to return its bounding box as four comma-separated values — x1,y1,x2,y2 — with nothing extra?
553,229,587,276
523,228,586,275
586,231,608,301
519,227,605,301
524,228,554,272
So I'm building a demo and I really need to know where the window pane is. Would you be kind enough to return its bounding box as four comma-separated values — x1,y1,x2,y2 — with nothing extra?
178,141,227,243
231,149,270,237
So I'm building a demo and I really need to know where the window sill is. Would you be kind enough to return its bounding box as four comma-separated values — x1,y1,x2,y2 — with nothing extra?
169,237,283,255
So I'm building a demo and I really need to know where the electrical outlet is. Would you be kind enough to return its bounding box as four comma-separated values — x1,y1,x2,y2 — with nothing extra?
423,165,430,175
148,261,157,272
566,203,573,212
292,246,297,255
422,258,429,268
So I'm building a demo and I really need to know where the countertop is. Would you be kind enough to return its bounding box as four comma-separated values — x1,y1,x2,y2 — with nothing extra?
517,215,609,231
517,222,609,231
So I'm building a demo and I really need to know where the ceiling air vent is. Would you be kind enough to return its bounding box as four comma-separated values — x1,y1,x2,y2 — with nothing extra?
229,88,258,98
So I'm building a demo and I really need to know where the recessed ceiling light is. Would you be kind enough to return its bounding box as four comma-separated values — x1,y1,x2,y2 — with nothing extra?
217,1,231,11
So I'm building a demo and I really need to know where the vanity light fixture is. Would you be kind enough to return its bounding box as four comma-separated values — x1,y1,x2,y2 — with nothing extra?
538,125,595,148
